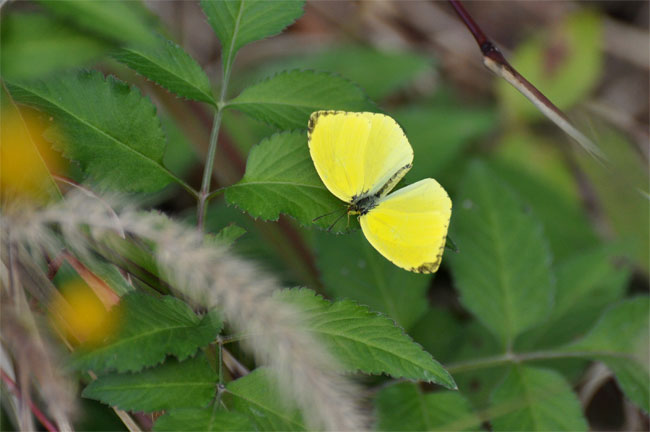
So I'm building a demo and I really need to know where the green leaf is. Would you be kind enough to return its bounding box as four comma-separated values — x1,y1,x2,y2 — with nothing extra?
225,131,347,232
209,224,247,247
314,230,429,329
376,382,480,431
394,104,497,183
73,292,222,373
36,0,158,46
0,12,110,80
275,289,455,388
490,366,587,431
448,161,554,348
409,306,464,364
227,70,375,129
75,399,128,431
498,10,603,121
225,368,306,431
518,246,629,350
576,127,649,274
0,87,62,203
489,132,598,261
222,109,276,154
6,70,186,193
77,257,133,297
113,36,215,105
82,355,217,412
246,44,432,100
154,408,253,432
200,0,305,67
564,297,650,413
204,201,315,286
161,114,200,179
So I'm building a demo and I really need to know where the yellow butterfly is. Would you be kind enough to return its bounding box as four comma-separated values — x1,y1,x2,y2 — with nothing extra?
308,111,452,273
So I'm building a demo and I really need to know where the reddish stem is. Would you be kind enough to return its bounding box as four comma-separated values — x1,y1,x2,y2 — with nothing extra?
447,0,509,66
446,0,580,132
0,369,59,432
448,0,487,46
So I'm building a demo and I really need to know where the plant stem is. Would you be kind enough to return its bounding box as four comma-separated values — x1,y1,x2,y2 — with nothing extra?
445,349,633,374
197,110,223,230
197,46,236,231
217,337,224,385
206,186,228,201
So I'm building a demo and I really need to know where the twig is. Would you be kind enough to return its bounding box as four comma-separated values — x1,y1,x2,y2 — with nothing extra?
222,347,250,379
113,410,143,432
447,0,605,161
0,369,58,432
578,362,612,407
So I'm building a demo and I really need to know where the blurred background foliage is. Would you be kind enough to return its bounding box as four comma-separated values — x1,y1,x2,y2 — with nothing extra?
1,0,648,430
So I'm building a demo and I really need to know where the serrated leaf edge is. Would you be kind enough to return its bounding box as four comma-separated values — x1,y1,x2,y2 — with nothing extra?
113,36,216,106
224,68,378,129
277,288,457,389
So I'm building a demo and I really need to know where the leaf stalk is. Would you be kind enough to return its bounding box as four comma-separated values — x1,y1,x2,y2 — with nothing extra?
445,349,633,374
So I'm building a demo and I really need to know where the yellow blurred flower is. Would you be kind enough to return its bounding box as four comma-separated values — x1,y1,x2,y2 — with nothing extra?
1,106,61,205
50,280,121,346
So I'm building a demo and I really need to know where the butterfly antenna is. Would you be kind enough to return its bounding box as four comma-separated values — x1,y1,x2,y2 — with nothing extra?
312,208,341,222
327,211,348,232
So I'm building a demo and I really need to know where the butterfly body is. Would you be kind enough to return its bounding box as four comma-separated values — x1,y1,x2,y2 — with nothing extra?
348,193,378,216
308,110,451,274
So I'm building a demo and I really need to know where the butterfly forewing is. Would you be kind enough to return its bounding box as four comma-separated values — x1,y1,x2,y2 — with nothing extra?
308,111,413,203
359,179,452,273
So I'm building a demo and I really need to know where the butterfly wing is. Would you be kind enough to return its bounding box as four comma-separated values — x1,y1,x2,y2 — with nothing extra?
308,111,413,202
359,178,452,273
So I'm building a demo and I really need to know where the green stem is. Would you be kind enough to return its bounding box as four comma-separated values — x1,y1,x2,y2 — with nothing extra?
217,337,224,385
220,333,252,345
206,186,227,201
173,173,199,199
196,43,236,231
197,110,223,230
445,349,633,374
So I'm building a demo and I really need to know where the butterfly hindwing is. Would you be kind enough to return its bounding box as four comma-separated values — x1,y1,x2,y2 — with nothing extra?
359,178,452,273
308,111,413,203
